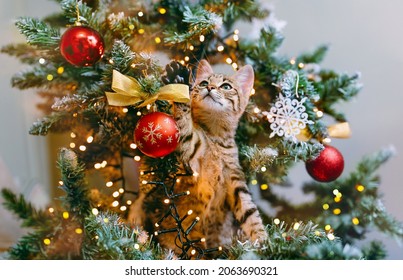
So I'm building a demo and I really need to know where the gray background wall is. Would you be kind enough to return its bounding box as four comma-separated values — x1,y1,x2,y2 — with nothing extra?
0,0,402,258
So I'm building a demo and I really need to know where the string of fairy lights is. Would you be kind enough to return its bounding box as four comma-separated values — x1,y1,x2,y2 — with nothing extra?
140,174,223,259
35,3,366,250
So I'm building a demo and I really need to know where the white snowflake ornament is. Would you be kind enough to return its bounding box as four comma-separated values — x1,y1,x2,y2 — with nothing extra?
265,93,314,143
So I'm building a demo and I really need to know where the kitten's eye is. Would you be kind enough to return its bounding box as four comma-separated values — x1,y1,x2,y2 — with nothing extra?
199,80,208,87
220,83,232,90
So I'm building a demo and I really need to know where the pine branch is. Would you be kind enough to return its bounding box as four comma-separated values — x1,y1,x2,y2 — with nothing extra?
82,212,160,260
6,232,45,260
60,0,94,25
353,146,395,179
57,148,92,218
30,95,107,136
142,153,180,181
106,40,137,73
164,6,222,45
103,41,163,84
202,0,268,29
278,141,324,162
361,241,387,260
15,17,60,49
359,196,403,242
11,63,80,90
226,221,360,260
0,43,45,64
297,44,329,64
1,189,60,260
11,68,52,90
29,111,74,135
316,71,362,121
244,27,285,65
51,94,103,113
1,189,55,229
304,241,363,260
106,14,142,42
240,145,278,173
182,6,222,31
242,28,290,95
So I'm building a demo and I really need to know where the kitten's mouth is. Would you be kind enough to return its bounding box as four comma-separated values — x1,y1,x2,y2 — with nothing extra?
203,92,223,106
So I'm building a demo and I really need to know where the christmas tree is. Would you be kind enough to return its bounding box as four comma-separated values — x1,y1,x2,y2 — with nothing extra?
1,0,402,260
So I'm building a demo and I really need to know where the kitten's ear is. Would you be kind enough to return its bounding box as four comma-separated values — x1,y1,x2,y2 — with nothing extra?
232,65,254,96
194,59,214,84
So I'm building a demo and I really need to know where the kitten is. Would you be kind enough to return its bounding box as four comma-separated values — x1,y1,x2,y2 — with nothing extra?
129,60,267,256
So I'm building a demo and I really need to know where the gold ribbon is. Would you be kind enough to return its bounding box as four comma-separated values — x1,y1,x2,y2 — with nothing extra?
296,122,351,141
105,70,190,107
328,122,351,138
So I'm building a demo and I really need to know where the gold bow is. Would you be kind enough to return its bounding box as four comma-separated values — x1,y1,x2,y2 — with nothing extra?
105,70,190,107
296,122,351,141
328,122,351,138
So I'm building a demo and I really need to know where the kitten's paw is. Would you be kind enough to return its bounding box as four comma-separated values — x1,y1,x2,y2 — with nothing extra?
239,225,268,245
174,102,191,113
251,228,268,244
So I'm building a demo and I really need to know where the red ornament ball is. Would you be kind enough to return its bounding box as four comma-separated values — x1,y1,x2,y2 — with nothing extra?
60,26,105,67
134,112,180,158
305,145,344,182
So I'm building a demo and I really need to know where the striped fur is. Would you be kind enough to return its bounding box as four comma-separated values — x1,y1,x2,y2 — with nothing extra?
128,60,267,255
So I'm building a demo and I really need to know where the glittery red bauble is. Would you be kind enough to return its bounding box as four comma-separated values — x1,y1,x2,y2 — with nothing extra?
305,145,344,182
60,26,105,67
134,112,180,158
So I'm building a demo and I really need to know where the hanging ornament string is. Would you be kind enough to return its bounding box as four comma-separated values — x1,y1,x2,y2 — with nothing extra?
75,1,82,26
105,70,190,107
291,71,352,140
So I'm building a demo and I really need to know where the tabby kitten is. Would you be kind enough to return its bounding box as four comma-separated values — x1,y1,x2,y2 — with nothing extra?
129,60,267,255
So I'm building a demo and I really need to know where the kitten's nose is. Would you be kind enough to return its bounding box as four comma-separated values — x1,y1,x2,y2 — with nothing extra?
207,85,216,92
